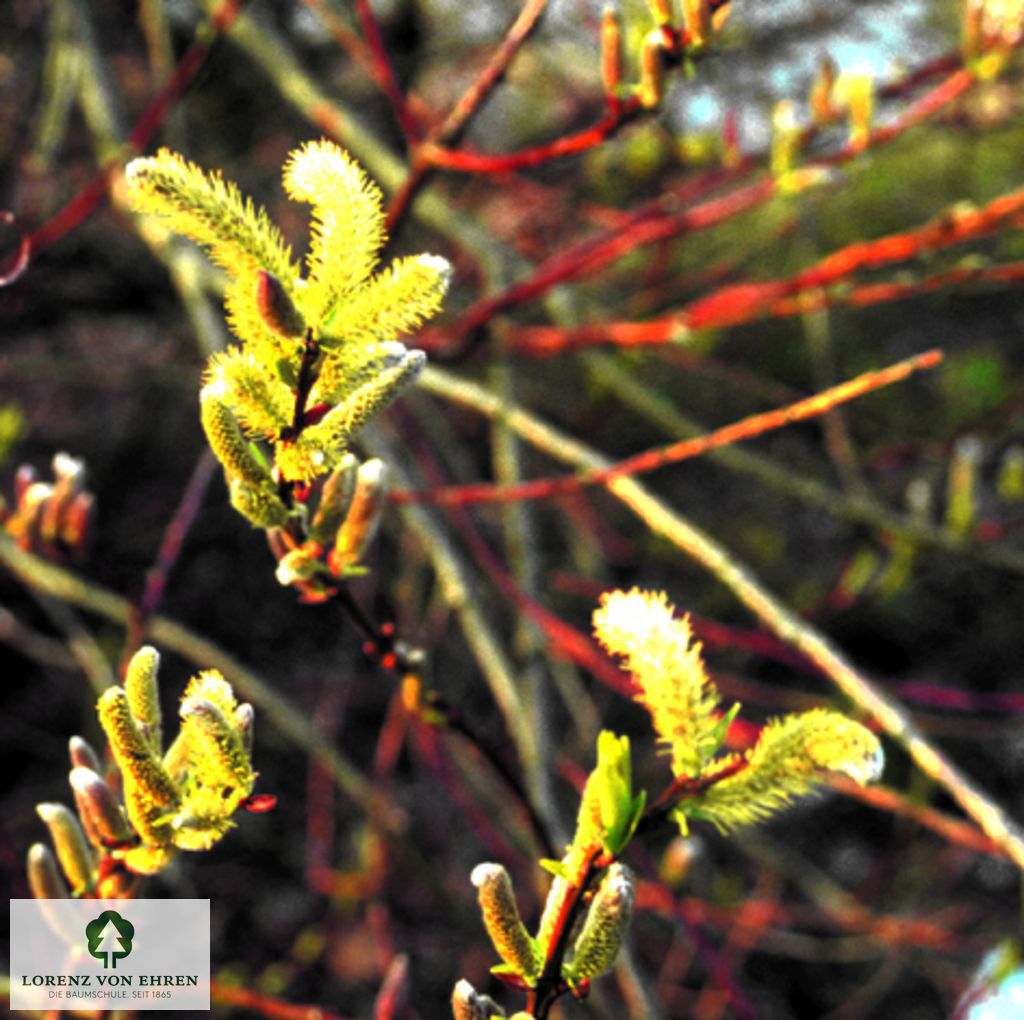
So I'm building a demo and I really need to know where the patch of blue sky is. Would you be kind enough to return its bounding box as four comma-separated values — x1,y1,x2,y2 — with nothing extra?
964,969,1024,1019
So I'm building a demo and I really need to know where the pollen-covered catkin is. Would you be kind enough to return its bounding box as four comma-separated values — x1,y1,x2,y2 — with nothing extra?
565,862,636,983
471,863,541,981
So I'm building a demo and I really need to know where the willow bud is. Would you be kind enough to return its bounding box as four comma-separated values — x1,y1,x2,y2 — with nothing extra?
565,862,635,984
471,863,541,982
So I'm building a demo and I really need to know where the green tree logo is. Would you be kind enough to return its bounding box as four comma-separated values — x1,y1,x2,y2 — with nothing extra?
85,910,135,969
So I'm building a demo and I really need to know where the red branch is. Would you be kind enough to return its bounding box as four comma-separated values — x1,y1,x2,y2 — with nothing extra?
509,177,1024,355
416,62,981,357
354,0,421,143
1,0,242,284
393,349,942,507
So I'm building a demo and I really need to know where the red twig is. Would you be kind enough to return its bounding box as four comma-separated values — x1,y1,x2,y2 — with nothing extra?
417,61,982,357
419,100,642,174
354,0,421,144
433,0,552,146
394,349,943,507
509,184,1024,355
122,450,219,669
385,0,556,230
4,0,243,281
831,777,1006,859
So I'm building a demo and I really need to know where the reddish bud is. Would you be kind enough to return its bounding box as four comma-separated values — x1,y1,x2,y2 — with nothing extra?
242,794,278,813
255,271,305,338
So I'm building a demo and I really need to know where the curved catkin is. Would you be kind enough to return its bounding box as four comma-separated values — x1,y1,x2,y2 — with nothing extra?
470,863,540,982
180,698,253,791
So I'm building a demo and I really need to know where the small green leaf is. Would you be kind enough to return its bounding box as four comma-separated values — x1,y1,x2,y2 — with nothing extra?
539,858,571,879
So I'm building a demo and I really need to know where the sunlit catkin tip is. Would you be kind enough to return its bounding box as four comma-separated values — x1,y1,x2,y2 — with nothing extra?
125,645,162,752
52,451,85,490
36,802,95,895
565,862,635,984
329,458,389,574
417,252,453,284
639,30,667,109
68,735,103,773
451,980,487,1020
27,842,71,899
256,270,305,338
69,767,133,846
470,863,540,981
275,546,322,586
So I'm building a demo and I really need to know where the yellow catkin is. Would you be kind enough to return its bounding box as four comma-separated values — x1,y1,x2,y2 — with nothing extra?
98,687,180,845
593,589,719,777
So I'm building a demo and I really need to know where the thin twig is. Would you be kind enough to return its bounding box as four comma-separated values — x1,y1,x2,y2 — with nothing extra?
394,350,942,507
